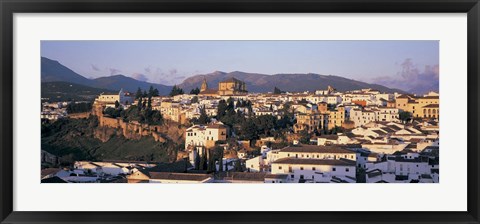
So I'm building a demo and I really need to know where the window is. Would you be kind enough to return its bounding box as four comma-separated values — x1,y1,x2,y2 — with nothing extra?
300,167,304,170
332,167,336,171
279,166,282,169
346,168,349,172
291,175,294,178
300,175,304,179
312,167,316,171
289,167,292,172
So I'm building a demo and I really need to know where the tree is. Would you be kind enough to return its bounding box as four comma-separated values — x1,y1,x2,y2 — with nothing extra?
207,149,215,172
299,129,310,144
150,110,163,125
143,90,148,98
66,102,92,114
234,159,243,172
240,118,258,142
135,87,143,99
147,97,152,109
273,86,282,94
137,97,143,111
114,100,120,109
191,96,199,104
256,115,276,136
190,87,200,95
169,85,184,97
152,88,159,97
198,106,210,125
399,111,412,123
148,86,155,98
217,100,228,120
194,150,200,170
199,150,207,170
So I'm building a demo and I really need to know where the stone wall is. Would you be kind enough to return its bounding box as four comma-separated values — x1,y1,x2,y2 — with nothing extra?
94,107,184,144
68,112,91,119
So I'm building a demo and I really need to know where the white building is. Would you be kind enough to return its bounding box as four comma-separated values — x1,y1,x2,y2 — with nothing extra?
350,108,376,127
185,122,227,150
271,158,356,183
95,89,133,107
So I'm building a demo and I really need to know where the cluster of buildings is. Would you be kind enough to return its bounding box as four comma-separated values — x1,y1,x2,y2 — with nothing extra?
42,76,440,184
41,101,69,121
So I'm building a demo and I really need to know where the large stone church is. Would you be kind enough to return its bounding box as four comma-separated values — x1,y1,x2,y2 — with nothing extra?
199,77,248,96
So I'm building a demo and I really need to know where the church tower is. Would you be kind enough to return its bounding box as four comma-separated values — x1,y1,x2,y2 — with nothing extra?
200,77,208,92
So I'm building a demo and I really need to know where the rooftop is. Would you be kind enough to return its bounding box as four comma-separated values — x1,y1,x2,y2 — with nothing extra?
272,158,356,166
280,145,355,154
149,172,212,181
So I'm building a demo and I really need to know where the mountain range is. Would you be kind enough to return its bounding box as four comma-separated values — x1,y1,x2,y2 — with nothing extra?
41,57,171,95
41,57,406,96
179,71,405,94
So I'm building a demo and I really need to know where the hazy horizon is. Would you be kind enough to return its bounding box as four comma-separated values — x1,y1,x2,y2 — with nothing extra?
41,40,439,92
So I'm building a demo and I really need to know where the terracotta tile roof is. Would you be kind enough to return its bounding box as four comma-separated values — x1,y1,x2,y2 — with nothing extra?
220,172,268,181
272,158,356,166
149,172,212,181
422,104,439,108
41,168,61,178
280,145,355,154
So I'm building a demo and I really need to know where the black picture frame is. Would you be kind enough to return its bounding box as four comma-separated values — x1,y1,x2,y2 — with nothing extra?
1,0,479,223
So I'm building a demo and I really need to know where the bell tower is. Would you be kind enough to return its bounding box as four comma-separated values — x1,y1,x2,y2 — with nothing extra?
201,77,208,92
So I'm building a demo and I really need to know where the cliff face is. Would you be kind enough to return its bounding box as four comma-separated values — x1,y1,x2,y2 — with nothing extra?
94,126,119,143
94,107,185,144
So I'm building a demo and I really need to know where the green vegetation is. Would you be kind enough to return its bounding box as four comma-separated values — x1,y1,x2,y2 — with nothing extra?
41,116,179,166
190,87,200,95
169,85,184,97
273,86,283,94
399,111,412,123
66,102,92,114
191,96,199,104
214,98,295,146
135,85,160,99
41,81,113,102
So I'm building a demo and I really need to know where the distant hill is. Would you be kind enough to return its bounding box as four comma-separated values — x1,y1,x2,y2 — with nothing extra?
41,57,94,86
42,57,406,95
179,71,406,94
41,57,172,95
41,82,116,102
92,75,171,95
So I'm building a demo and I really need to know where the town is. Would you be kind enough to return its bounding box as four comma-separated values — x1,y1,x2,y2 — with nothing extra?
41,77,439,184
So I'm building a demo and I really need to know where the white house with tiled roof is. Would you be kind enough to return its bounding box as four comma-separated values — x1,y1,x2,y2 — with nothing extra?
271,158,356,183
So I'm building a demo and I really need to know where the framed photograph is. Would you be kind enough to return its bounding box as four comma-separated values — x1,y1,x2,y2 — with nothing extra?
1,0,479,223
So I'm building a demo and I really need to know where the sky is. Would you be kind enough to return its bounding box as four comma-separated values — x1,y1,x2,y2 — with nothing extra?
41,40,439,88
